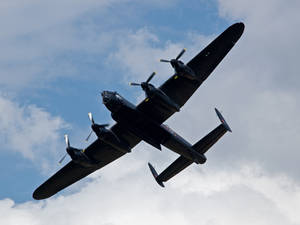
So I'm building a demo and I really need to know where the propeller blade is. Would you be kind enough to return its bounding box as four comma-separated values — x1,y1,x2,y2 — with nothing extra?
85,130,93,142
59,153,68,164
146,72,156,83
64,134,70,148
160,59,170,63
88,112,94,124
176,48,186,60
129,82,141,86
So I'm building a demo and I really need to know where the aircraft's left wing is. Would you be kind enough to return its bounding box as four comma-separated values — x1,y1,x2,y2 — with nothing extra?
33,123,141,200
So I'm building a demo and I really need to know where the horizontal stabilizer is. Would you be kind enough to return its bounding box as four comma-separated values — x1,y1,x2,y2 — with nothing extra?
215,108,232,132
147,108,232,186
148,162,165,187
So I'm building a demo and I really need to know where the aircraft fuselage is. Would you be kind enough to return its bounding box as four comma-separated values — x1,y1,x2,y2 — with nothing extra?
101,91,206,164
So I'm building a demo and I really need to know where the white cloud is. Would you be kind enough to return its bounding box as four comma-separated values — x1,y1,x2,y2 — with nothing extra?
0,95,67,171
110,27,214,90
0,0,181,90
0,163,299,225
109,28,176,81
0,0,116,88
217,0,300,89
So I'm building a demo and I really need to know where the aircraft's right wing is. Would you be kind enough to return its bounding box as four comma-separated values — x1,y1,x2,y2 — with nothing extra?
137,22,244,124
33,139,125,200
149,109,231,186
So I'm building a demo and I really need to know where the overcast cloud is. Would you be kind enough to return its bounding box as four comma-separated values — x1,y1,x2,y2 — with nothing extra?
1,162,300,225
0,0,300,224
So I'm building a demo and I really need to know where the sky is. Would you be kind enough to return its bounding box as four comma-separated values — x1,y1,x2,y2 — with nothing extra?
0,0,300,224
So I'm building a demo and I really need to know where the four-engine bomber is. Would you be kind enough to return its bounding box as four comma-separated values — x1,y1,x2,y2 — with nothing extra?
33,22,245,200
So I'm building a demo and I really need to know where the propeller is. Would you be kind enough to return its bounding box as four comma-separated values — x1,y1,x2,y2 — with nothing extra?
160,48,186,63
58,153,67,164
58,134,70,164
129,72,156,89
88,112,94,124
85,112,109,142
64,134,70,147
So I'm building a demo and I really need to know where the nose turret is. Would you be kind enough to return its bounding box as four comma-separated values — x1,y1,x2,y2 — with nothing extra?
101,91,114,104
101,91,123,112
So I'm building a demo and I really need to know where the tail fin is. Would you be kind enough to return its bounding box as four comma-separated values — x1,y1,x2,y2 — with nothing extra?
215,108,232,132
148,163,165,187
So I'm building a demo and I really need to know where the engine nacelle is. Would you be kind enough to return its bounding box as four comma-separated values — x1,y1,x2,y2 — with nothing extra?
93,125,131,153
66,146,98,167
145,84,180,112
172,60,197,81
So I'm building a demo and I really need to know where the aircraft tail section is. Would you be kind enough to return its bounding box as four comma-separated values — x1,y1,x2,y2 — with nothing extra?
193,108,231,155
148,108,231,187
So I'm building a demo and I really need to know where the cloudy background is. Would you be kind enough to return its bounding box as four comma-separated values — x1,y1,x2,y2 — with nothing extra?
0,0,300,224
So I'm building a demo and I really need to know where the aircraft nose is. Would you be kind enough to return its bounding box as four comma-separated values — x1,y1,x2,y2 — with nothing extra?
101,91,110,104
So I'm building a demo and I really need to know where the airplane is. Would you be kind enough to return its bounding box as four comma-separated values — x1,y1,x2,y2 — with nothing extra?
33,22,244,200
